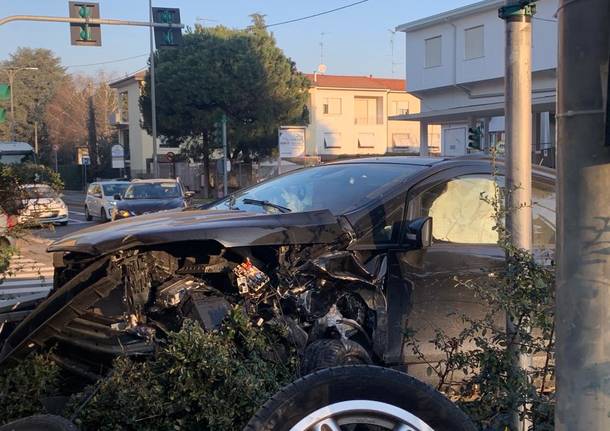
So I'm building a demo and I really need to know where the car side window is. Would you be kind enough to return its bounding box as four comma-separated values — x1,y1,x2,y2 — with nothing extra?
412,175,499,244
533,181,555,248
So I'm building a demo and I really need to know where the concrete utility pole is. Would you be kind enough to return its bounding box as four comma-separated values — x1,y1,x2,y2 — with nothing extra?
555,0,610,429
499,1,535,429
148,0,159,178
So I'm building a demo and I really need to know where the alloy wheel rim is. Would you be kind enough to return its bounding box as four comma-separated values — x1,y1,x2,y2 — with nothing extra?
289,400,435,431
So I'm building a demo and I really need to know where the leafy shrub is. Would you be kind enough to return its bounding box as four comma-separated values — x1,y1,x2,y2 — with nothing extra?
69,308,298,431
0,353,60,425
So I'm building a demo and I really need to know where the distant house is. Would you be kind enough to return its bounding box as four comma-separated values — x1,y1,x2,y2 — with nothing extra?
395,0,557,166
303,73,440,160
109,71,179,178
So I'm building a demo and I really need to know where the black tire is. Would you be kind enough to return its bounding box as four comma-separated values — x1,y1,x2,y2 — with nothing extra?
59,221,68,226
100,208,108,222
300,339,371,375
244,365,476,431
0,415,78,431
84,205,92,221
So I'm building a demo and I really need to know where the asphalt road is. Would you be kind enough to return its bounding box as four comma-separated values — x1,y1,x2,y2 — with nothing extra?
32,191,103,241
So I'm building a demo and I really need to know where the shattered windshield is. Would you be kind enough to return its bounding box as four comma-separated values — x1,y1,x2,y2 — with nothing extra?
211,163,423,215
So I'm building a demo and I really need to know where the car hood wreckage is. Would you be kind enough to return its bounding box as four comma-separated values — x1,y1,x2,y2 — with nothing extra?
0,207,412,378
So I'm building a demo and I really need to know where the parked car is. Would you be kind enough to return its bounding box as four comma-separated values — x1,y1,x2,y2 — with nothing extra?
111,179,193,221
17,184,68,226
85,181,130,222
0,156,555,382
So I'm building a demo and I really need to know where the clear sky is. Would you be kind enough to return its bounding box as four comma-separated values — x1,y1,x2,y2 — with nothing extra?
0,0,475,80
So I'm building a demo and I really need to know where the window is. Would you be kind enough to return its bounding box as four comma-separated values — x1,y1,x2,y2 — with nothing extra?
323,98,342,115
465,25,484,59
533,181,556,248
412,175,498,244
425,36,442,68
392,133,416,150
354,97,383,125
119,91,129,123
391,100,410,115
323,132,342,148
357,133,376,148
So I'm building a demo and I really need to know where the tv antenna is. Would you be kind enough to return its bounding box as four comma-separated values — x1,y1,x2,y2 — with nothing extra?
388,29,402,76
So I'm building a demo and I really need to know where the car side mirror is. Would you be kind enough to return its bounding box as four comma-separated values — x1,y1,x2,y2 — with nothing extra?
184,191,195,198
405,217,433,249
113,194,122,200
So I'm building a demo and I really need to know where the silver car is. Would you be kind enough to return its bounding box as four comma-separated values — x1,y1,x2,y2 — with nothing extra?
18,184,69,226
85,181,130,222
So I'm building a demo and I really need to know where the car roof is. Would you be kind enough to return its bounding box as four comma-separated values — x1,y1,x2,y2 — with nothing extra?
328,156,446,167
130,178,178,184
326,154,555,177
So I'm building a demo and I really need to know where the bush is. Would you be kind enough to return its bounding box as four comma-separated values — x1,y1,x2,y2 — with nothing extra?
0,353,61,425
69,308,298,431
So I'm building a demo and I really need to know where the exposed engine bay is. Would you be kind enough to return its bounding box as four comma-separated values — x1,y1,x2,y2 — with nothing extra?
0,234,407,379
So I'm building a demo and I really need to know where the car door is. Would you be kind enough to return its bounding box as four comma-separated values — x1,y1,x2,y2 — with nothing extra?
85,184,96,214
90,184,103,216
393,167,507,383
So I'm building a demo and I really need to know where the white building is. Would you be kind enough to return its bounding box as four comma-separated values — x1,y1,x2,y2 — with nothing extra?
109,71,179,178
395,0,558,166
304,74,440,160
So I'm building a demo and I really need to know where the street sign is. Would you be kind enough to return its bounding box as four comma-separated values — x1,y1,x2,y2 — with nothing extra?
111,144,124,169
165,151,175,162
69,2,102,46
81,155,91,166
52,144,59,152
77,146,89,165
152,8,182,48
279,127,306,158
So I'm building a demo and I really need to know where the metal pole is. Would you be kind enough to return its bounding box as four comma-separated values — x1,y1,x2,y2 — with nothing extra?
0,15,184,28
54,149,58,172
8,70,15,141
500,2,534,429
222,113,228,197
34,121,38,154
148,0,158,178
555,0,610,429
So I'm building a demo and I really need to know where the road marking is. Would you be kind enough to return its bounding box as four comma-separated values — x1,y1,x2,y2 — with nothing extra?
67,218,94,224
70,211,87,216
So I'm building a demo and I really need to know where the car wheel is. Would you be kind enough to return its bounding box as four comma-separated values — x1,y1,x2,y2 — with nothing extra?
85,206,92,221
59,221,68,226
300,339,371,375
100,208,108,222
244,365,476,431
0,414,78,431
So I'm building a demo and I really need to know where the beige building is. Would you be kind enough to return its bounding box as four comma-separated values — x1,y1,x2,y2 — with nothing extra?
109,70,178,178
304,74,440,159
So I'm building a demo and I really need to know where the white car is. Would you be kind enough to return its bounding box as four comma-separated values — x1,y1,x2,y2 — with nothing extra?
85,181,130,222
19,184,69,226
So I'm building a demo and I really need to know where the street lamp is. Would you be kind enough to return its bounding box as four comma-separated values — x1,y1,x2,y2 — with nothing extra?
0,66,39,141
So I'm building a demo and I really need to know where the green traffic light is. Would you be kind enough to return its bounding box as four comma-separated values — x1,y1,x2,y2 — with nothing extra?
80,25,92,41
160,10,174,23
163,31,174,45
0,108,6,124
79,6,91,18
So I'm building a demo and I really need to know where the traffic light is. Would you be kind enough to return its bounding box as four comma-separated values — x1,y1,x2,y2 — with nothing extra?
152,8,183,48
69,2,102,46
468,126,482,150
0,84,8,124
211,121,223,147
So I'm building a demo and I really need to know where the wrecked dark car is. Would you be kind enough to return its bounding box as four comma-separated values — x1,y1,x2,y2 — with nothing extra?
0,156,556,382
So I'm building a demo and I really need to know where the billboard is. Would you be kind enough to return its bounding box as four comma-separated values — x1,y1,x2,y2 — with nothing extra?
278,127,306,158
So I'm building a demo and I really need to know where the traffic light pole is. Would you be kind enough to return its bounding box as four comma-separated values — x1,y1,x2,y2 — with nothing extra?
555,0,610,429
499,1,535,430
0,15,183,29
148,0,159,178
222,113,228,197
